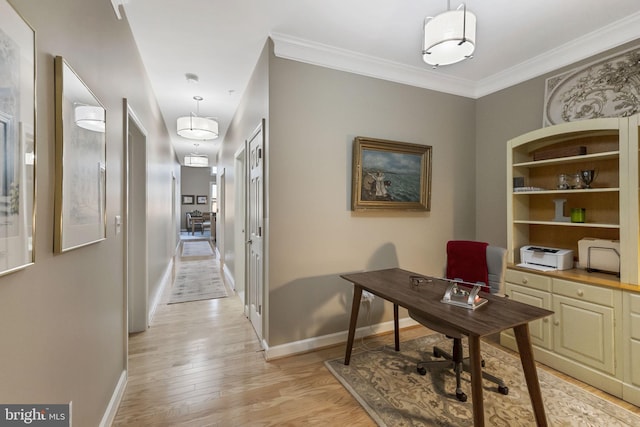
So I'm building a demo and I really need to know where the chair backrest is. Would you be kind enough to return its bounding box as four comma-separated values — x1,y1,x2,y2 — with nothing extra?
446,240,507,295
446,240,489,286
486,246,507,295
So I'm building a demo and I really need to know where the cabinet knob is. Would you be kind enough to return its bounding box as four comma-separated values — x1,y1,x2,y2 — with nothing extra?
554,320,560,326
577,289,584,297
543,318,549,323
522,277,528,284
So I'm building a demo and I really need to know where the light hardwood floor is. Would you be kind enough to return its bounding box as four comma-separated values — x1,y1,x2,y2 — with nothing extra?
114,248,640,426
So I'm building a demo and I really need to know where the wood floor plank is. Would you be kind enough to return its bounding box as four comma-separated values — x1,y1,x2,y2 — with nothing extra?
114,251,640,425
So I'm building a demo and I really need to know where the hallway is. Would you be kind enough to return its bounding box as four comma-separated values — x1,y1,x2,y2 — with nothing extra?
112,241,381,426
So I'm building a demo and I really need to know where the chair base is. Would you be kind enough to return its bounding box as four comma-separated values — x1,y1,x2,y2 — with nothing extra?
416,339,509,402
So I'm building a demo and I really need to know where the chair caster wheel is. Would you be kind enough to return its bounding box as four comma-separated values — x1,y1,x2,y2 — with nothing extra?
432,347,441,358
456,391,467,402
498,385,509,395
417,366,427,376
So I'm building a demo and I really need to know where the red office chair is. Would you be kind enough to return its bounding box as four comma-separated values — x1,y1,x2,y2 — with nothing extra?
409,240,509,402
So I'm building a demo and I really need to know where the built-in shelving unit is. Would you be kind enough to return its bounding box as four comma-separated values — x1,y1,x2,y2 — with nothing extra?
502,115,640,407
506,117,639,285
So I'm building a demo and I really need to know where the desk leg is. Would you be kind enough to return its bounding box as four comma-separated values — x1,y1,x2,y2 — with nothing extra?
514,324,548,427
393,303,400,351
344,285,362,365
468,335,484,427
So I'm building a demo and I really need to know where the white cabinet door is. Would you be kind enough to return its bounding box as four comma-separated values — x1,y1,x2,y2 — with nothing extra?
623,291,640,405
505,282,552,349
552,295,616,375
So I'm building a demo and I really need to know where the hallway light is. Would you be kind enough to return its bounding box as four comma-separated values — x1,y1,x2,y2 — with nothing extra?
75,104,105,133
177,96,219,140
184,143,209,167
422,2,476,68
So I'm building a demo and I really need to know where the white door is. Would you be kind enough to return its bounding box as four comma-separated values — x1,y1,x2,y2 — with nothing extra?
247,121,265,339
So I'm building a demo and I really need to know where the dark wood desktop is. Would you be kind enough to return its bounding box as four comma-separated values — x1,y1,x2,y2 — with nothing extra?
341,268,553,427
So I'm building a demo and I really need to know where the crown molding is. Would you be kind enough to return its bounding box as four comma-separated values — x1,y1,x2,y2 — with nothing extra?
474,11,640,98
272,11,640,100
271,32,477,98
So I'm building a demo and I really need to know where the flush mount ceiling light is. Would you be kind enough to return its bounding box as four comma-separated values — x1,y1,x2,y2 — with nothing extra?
75,104,105,133
176,96,219,140
422,2,476,68
184,143,209,167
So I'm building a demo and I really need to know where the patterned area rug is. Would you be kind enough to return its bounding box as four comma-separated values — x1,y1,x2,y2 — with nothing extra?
181,241,214,257
168,259,227,304
326,334,640,426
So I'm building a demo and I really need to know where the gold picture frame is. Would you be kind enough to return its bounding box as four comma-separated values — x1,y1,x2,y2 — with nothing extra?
54,56,107,253
0,0,36,275
351,137,432,211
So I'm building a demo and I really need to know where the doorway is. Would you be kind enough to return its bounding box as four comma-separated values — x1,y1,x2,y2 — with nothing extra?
124,100,149,333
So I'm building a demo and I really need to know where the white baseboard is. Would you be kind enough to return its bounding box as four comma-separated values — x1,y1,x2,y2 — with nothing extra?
148,257,173,326
263,317,419,360
99,370,127,427
222,262,234,290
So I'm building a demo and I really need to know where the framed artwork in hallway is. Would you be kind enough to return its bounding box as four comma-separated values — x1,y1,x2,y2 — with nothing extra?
196,195,207,205
53,56,107,253
182,195,194,205
0,0,36,275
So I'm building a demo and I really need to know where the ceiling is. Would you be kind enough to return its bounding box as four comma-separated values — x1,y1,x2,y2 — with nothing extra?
118,0,640,164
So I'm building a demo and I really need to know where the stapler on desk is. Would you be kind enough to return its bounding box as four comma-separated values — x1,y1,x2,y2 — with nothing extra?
441,279,488,310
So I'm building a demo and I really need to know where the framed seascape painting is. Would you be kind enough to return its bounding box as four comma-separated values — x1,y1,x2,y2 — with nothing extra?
351,137,432,211
0,0,36,275
54,56,106,253
196,195,207,205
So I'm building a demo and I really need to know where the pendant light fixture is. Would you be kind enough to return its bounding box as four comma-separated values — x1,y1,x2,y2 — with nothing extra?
75,104,106,133
422,2,476,68
176,96,219,140
184,143,209,167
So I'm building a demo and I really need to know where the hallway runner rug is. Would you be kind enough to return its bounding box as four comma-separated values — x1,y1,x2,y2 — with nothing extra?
325,334,640,426
181,240,214,257
168,259,227,304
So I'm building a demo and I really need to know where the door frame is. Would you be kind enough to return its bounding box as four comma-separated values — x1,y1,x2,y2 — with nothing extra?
123,99,149,334
234,145,246,299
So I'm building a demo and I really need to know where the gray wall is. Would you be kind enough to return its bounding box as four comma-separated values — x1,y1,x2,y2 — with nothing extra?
221,38,640,350
218,40,270,291
266,46,476,346
0,1,177,425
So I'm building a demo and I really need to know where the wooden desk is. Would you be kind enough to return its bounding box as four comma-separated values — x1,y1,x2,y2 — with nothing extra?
341,268,553,427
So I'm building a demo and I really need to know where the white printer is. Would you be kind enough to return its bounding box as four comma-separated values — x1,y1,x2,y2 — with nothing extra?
519,245,574,271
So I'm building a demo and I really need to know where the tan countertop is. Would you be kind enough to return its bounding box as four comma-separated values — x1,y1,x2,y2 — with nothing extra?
508,263,640,293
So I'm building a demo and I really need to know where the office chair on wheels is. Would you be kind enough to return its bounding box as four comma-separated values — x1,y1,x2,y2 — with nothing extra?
409,240,509,402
